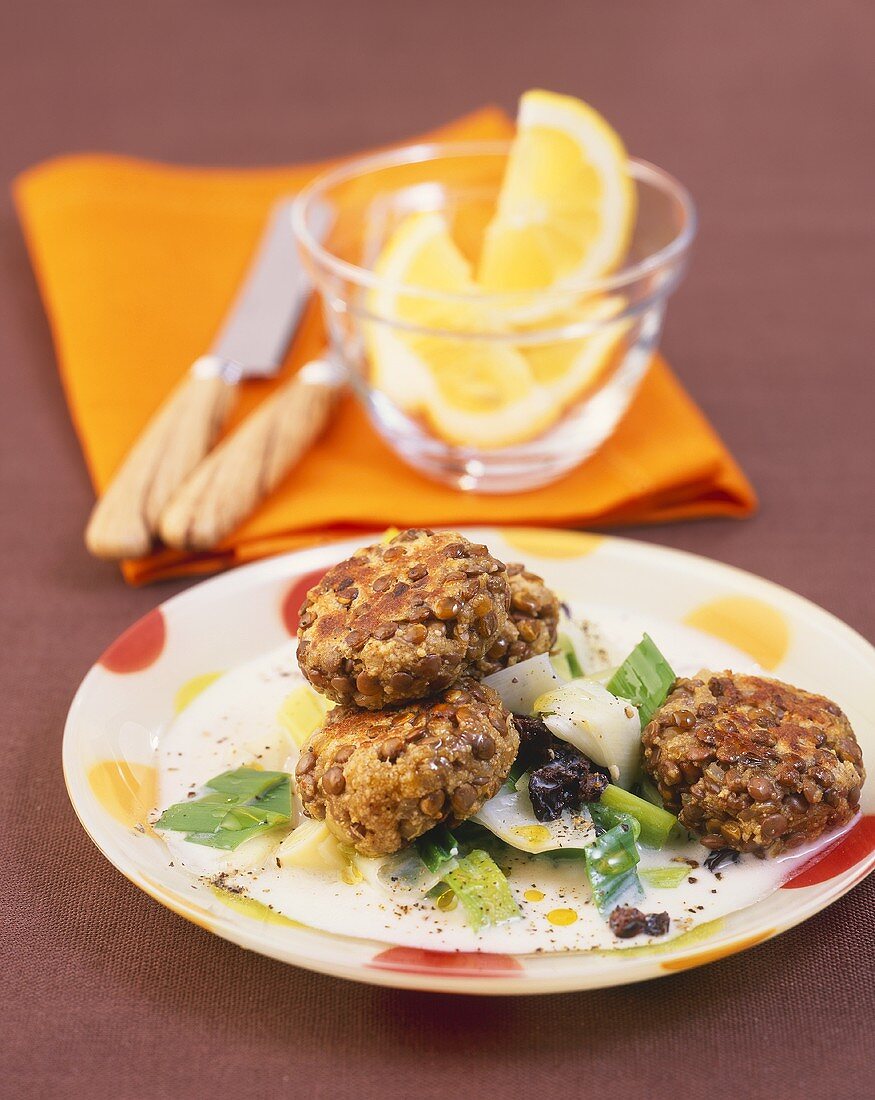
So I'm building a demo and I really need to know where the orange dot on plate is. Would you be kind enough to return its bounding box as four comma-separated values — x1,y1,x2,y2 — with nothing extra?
99,608,166,673
87,760,157,829
684,596,789,670
660,929,775,972
546,907,578,926
502,528,604,559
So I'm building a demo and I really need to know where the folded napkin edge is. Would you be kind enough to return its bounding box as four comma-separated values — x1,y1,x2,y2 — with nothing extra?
11,105,512,194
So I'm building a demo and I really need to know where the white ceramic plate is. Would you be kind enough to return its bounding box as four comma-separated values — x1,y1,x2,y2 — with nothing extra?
64,529,875,994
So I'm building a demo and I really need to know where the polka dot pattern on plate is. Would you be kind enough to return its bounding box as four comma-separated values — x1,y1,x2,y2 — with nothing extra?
281,567,332,636
369,946,522,975
99,608,166,673
782,815,875,889
684,595,789,669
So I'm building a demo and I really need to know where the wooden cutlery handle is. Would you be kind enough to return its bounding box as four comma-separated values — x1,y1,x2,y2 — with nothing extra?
85,363,237,560
158,361,342,552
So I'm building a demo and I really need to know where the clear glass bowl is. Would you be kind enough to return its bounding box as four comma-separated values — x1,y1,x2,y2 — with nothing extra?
291,141,696,493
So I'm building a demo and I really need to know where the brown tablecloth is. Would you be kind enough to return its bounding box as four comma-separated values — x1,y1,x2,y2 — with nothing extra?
2,2,873,1097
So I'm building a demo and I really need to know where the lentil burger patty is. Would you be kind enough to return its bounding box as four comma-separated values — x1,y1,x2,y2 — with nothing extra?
474,563,560,676
643,671,865,856
296,678,518,855
297,529,510,709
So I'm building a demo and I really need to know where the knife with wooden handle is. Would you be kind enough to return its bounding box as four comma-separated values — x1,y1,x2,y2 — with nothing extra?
84,198,327,561
158,356,345,551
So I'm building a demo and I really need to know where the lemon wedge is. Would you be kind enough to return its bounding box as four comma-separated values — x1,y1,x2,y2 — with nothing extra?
478,89,635,293
363,91,636,450
521,297,630,409
365,212,558,448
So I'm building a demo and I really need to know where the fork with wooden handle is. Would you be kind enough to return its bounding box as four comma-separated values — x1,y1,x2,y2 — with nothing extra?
158,357,345,552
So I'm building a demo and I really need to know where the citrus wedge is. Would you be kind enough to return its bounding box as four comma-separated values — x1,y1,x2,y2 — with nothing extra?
478,90,635,294
520,297,631,409
365,212,559,448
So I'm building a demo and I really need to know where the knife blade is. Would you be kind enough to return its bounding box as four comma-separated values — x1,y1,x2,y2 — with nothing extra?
207,198,326,375
84,198,330,562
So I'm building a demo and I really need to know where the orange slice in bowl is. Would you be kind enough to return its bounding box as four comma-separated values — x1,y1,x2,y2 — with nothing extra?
365,212,558,449
477,90,635,294
520,297,631,410
364,84,637,453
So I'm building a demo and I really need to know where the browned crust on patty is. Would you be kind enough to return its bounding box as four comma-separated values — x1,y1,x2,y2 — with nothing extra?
642,671,865,856
295,678,518,855
474,563,560,676
296,529,510,708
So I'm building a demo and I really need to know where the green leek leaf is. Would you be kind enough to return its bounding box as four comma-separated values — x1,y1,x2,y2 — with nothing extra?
587,863,643,917
601,784,681,849
556,633,585,679
205,768,287,801
186,823,286,850
155,767,293,851
441,850,520,931
155,798,237,834
584,822,644,917
606,634,676,727
586,822,640,877
640,865,691,889
590,801,641,842
415,825,459,874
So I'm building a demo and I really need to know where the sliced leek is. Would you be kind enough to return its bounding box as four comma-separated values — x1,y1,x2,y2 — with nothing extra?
605,633,676,727
484,652,563,713
534,678,642,788
440,850,520,931
473,784,596,853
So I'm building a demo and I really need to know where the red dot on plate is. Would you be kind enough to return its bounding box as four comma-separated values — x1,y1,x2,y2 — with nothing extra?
781,814,875,889
281,566,332,635
369,946,522,976
99,608,167,674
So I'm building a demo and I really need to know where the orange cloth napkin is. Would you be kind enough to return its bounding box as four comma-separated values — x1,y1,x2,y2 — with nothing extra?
14,107,756,585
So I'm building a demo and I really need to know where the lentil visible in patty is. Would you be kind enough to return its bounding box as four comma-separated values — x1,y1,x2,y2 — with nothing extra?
296,529,510,708
295,678,518,855
642,671,865,857
474,563,560,676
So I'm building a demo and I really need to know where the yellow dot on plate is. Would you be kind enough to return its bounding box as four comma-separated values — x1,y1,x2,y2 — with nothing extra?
502,528,604,559
524,889,545,903
684,596,790,670
87,760,157,829
547,907,578,926
209,886,303,927
174,671,222,714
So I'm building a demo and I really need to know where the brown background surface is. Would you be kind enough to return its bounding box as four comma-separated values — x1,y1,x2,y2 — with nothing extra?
1,2,873,1097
